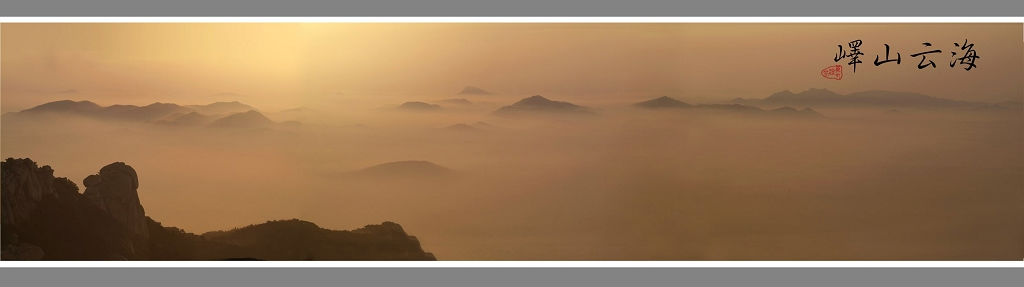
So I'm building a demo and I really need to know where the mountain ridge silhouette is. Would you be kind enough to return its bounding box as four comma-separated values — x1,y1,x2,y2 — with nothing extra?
634,96,822,118
494,95,593,115
12,100,293,128
732,88,1010,109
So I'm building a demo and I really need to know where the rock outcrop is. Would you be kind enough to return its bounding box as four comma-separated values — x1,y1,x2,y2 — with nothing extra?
1,158,435,261
1,158,140,260
83,162,149,241
200,219,436,260
1,158,63,226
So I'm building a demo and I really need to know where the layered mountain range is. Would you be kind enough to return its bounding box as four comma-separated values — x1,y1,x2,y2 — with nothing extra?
634,96,822,117
732,88,1022,110
8,100,288,129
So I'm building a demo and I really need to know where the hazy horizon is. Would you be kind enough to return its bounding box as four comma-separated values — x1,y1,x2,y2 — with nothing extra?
2,23,1022,114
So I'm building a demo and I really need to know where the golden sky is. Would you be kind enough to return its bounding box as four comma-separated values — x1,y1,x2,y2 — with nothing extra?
2,23,1021,112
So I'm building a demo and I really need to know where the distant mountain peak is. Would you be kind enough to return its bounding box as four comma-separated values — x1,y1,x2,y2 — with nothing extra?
398,101,442,111
144,102,178,107
633,97,824,118
354,160,452,177
201,101,247,107
516,95,554,105
20,100,192,122
187,101,256,115
435,98,473,105
767,88,841,100
495,95,591,115
634,96,692,109
457,86,492,95
16,99,269,126
209,110,274,128
754,89,971,108
21,100,102,114
769,106,821,116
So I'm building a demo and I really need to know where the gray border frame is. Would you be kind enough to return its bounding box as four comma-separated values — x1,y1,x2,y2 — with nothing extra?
0,267,1022,286
0,0,1023,17
2,0,1024,286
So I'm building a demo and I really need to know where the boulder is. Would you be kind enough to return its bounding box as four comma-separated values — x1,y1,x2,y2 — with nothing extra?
83,162,149,240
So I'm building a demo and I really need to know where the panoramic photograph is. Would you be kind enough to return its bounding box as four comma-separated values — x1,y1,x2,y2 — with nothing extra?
1,23,1021,260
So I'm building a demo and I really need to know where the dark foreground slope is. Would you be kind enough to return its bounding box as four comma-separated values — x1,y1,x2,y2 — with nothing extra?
1,158,435,260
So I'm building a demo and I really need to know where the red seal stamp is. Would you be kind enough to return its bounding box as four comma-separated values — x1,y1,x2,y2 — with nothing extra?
821,64,842,80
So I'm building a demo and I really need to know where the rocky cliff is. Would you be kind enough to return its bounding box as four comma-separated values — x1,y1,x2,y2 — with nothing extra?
1,158,435,260
83,162,150,248
1,158,141,259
